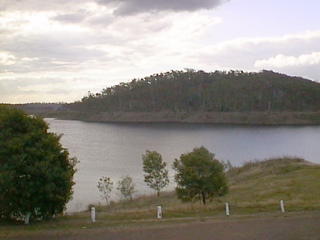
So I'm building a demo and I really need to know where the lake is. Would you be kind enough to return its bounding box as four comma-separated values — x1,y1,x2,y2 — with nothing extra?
45,118,320,212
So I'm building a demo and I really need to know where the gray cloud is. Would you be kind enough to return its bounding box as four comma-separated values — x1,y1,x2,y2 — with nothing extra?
0,0,23,11
1,0,88,12
52,13,86,23
86,14,114,28
97,0,230,15
0,30,112,74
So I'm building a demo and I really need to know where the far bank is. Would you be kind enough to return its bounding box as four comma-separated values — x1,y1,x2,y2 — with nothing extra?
38,110,320,125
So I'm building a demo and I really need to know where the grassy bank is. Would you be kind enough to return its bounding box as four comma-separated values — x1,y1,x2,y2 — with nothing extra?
92,157,320,220
1,157,320,238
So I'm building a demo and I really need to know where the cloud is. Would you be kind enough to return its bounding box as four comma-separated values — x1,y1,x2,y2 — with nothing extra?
2,0,229,14
97,0,230,15
52,13,86,24
0,20,112,74
193,30,320,72
253,52,320,81
0,75,94,103
1,0,320,104
254,52,320,68
0,0,66,13
0,52,17,66
87,14,114,28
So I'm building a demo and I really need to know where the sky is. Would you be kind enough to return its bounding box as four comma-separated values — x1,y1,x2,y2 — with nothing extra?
0,0,319,104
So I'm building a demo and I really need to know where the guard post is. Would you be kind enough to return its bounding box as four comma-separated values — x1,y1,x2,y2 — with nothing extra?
91,206,96,222
157,205,162,219
225,203,230,217
280,200,285,213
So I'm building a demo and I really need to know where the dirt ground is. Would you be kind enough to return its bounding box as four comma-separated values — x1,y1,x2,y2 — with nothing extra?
6,214,320,240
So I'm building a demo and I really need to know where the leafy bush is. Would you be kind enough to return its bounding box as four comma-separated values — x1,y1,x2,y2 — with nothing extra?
0,106,77,221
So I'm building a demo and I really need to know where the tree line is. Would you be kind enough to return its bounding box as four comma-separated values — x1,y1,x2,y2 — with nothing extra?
64,69,320,113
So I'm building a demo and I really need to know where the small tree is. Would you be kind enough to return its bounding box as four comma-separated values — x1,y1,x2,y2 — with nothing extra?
142,150,169,196
172,146,228,204
97,176,113,205
117,175,135,201
0,106,77,221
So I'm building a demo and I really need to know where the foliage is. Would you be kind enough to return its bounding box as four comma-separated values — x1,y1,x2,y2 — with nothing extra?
63,69,320,113
221,159,233,171
172,146,228,204
116,175,136,201
97,176,113,205
0,106,78,221
142,150,169,196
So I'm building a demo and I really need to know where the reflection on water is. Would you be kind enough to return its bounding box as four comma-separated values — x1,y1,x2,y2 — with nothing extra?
45,118,320,212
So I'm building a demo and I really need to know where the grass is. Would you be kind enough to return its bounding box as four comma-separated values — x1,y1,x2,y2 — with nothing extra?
223,157,320,213
91,157,320,218
1,157,320,237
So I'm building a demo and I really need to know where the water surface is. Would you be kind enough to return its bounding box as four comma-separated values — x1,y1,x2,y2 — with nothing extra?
46,119,320,212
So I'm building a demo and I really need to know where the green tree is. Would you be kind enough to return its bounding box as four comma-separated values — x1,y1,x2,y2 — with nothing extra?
142,150,169,196
116,175,135,201
0,106,78,221
97,176,113,205
172,146,228,204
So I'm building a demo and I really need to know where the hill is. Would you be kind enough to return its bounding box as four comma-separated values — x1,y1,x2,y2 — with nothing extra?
57,69,320,124
9,69,320,124
65,69,320,112
5,103,63,115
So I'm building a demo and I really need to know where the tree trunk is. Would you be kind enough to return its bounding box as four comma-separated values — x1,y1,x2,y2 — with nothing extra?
202,191,206,205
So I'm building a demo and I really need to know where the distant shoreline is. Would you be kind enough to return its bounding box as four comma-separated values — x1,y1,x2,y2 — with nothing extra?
36,110,320,125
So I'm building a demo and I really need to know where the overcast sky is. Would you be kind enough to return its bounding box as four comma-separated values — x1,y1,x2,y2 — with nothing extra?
1,0,319,103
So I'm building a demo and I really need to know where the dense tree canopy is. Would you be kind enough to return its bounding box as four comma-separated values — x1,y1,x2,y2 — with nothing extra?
173,146,228,204
64,69,320,113
142,150,169,196
0,106,77,221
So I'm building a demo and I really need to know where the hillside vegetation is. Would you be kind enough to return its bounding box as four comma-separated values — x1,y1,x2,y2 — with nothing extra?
65,70,320,113
9,70,320,124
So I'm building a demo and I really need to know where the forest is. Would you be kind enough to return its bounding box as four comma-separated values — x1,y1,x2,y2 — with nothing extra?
63,69,320,113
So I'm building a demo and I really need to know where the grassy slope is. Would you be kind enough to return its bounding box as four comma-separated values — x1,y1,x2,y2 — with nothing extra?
94,157,320,220
224,157,320,213
1,157,320,237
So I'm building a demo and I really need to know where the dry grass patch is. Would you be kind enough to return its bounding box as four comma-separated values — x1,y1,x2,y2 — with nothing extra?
90,157,320,218
222,157,320,213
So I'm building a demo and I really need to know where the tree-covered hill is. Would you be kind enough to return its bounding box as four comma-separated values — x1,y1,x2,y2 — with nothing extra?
64,69,320,113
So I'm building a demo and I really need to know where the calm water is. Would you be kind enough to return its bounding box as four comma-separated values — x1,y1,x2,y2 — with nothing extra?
45,118,320,212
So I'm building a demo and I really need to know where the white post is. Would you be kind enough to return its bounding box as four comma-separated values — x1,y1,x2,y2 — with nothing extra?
226,203,230,217
91,207,96,222
157,205,162,219
280,200,285,213
24,213,31,224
